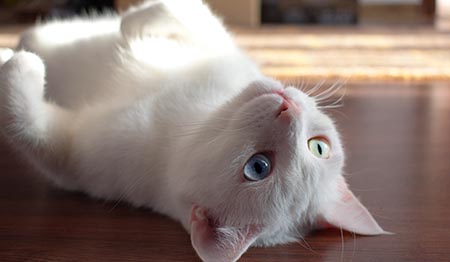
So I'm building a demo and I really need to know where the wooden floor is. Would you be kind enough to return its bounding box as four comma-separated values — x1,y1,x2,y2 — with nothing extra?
0,82,449,261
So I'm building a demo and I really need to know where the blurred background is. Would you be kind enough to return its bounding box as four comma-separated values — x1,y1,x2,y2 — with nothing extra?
0,0,449,82
0,0,444,26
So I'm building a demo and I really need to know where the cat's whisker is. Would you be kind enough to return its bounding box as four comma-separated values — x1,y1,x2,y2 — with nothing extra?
317,95,344,106
340,225,345,262
315,80,347,115
351,231,356,262
318,103,343,109
329,94,346,107
286,77,306,93
299,78,306,93
109,173,143,211
330,84,348,105
113,162,166,209
318,104,344,109
314,80,342,100
295,237,319,254
314,80,345,102
305,79,326,96
321,88,346,106
283,79,293,90
322,108,349,120
108,198,123,212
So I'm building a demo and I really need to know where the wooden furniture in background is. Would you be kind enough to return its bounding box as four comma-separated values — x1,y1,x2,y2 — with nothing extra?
436,0,450,30
206,0,260,27
115,0,261,26
115,0,140,11
422,0,436,19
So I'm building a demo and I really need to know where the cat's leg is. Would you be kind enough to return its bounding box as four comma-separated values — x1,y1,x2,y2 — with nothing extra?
120,0,187,40
0,48,14,65
121,0,235,50
17,19,121,109
0,51,75,189
18,18,119,55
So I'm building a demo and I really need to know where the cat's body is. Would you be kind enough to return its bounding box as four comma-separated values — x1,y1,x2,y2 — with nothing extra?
0,1,387,261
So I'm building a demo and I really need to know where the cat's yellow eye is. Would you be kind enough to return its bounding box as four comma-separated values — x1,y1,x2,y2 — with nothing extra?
308,137,330,159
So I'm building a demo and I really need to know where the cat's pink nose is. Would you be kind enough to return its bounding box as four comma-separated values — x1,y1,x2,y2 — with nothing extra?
275,90,301,119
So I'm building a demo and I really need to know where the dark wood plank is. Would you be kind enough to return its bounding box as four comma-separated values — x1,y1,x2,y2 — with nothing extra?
0,82,449,261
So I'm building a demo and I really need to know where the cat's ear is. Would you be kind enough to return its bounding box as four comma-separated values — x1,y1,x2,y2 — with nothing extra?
318,176,390,235
189,205,261,262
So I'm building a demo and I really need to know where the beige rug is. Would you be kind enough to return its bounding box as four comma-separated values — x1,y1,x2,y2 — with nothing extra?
2,25,450,82
233,26,450,82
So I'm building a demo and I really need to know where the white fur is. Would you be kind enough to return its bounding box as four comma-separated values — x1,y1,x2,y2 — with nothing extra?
0,1,385,261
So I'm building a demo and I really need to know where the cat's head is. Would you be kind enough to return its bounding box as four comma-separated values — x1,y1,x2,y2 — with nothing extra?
178,78,388,262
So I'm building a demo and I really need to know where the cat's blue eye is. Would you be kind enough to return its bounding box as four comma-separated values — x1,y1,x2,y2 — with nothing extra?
244,153,272,182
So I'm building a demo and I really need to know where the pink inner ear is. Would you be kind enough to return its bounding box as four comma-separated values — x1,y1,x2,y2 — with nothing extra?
189,205,261,262
321,177,390,235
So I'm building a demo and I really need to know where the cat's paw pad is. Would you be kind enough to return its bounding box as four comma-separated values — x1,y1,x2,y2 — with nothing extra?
0,48,14,66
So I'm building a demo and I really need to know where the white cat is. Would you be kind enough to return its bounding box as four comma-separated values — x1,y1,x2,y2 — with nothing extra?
0,1,388,261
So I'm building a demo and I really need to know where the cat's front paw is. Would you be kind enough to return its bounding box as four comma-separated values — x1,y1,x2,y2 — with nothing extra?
3,51,45,79
0,51,46,132
0,48,14,66
0,51,46,98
